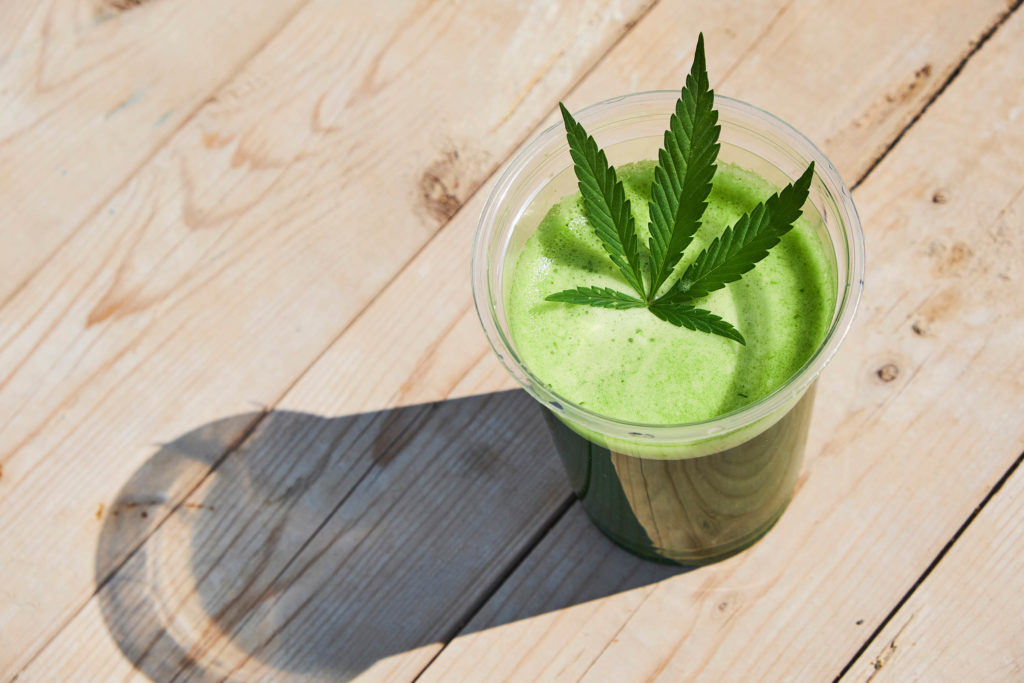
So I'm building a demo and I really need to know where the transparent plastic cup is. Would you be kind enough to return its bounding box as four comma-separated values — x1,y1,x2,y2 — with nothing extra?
473,91,865,565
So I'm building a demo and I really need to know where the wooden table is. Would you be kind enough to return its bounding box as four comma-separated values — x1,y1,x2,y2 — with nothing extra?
3,1,1023,680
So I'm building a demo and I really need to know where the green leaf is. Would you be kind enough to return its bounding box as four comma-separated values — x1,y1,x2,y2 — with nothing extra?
648,303,746,344
541,34,799,349
646,32,721,300
559,103,645,298
546,286,646,310
659,161,815,304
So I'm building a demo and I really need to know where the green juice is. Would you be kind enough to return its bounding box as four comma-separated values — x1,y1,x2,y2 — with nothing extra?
509,160,833,423
508,160,836,564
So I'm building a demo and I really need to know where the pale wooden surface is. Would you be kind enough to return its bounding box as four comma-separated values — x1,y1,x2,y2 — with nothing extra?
842,458,1024,681
2,0,1023,681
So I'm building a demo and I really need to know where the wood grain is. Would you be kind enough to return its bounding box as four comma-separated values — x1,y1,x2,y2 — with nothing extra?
842,456,1024,681
563,0,1021,182
21,0,1022,680
19,392,568,681
0,0,307,303
10,0,1024,680
0,0,654,675
422,7,1024,680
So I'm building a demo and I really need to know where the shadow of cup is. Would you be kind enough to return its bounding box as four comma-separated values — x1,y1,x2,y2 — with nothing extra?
96,392,685,682
96,406,448,681
94,393,715,682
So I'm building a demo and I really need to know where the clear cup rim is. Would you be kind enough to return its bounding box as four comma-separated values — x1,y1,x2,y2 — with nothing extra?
472,91,865,442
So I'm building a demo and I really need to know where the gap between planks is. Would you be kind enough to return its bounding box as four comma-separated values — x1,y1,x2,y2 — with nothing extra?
850,0,1024,192
11,2,662,676
411,495,579,683
834,447,1024,682
0,0,316,314
830,1,1024,677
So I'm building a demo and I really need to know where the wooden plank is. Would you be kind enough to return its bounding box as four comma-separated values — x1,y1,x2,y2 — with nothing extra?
841,457,1024,681
425,503,689,682
564,0,1012,182
421,7,1024,681
0,0,654,675
22,0,1020,680
0,0,307,303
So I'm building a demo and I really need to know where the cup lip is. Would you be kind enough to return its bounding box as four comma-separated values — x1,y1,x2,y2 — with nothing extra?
473,90,865,442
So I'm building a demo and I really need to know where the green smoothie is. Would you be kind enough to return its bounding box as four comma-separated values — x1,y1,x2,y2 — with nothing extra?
506,159,837,564
509,160,835,425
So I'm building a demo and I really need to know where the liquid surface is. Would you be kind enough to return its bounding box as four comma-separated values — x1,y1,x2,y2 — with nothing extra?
508,161,835,424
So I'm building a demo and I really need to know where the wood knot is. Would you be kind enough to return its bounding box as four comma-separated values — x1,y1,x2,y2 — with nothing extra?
419,149,462,222
465,443,501,477
948,242,972,267
884,63,932,105
928,243,973,279
95,0,148,14
877,364,899,382
201,131,234,149
371,403,436,466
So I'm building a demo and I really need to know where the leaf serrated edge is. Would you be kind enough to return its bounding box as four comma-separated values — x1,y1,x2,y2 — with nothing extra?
645,32,721,300
559,104,646,299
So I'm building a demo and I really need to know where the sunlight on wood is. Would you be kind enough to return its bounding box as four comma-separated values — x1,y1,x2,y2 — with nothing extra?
3,0,1023,679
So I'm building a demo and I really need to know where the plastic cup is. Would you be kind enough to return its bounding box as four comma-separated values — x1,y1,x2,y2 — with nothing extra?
473,91,864,565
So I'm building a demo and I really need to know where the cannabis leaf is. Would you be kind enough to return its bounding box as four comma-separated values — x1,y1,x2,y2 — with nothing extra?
546,286,645,309
558,103,645,298
646,32,720,301
544,33,815,345
656,163,814,305
648,303,745,344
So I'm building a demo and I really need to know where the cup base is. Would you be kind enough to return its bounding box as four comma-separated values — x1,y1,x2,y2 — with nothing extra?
584,497,791,567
